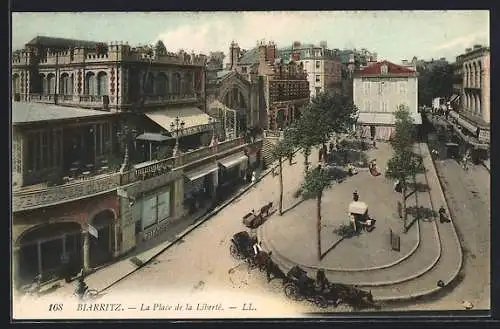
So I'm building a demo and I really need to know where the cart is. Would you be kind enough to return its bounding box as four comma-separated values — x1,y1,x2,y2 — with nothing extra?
348,201,376,232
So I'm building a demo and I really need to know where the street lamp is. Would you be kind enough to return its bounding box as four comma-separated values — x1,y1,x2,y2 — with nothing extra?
208,116,217,146
170,116,185,156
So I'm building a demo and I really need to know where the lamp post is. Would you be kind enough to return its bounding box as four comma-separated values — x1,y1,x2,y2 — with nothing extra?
208,116,217,146
170,116,185,156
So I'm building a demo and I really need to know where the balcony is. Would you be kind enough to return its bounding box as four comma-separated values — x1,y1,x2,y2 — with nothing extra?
12,171,121,212
12,137,262,211
122,137,259,183
23,93,113,110
143,94,198,106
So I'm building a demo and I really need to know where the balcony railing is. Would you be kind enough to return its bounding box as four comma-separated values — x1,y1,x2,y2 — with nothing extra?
143,94,198,106
22,93,112,110
13,172,121,211
12,137,261,211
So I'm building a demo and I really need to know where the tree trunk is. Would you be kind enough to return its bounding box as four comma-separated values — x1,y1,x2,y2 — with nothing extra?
402,186,407,233
304,147,311,173
278,157,283,216
317,192,322,260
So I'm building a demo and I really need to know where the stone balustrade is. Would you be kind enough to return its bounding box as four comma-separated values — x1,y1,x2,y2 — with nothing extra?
143,94,198,105
13,172,121,212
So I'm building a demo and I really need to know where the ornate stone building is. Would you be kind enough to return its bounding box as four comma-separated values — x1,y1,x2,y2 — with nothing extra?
11,36,262,286
278,41,343,98
220,40,310,131
449,45,490,145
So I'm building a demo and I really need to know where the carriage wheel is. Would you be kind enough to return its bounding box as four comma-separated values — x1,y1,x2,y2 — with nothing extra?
284,283,303,301
229,244,244,260
313,295,329,309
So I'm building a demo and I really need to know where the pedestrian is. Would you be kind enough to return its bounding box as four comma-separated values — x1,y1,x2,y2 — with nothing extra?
438,206,450,223
353,190,359,202
288,153,293,165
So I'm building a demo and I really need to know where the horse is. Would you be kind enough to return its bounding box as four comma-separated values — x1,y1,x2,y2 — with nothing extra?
259,202,274,217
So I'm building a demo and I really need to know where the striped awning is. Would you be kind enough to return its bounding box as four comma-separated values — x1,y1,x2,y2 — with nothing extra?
218,152,248,168
449,94,459,103
457,117,477,134
184,162,219,181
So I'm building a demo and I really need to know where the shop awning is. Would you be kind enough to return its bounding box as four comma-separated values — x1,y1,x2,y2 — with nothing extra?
457,117,477,134
218,152,248,169
449,111,459,120
145,106,216,136
136,132,173,142
184,162,219,181
449,94,459,103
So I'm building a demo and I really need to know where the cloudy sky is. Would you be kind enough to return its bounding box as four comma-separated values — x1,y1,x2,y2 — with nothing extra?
12,11,489,63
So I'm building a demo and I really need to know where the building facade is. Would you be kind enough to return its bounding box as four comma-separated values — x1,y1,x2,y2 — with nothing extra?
353,60,420,140
12,36,262,286
278,41,342,98
227,40,310,130
449,45,490,145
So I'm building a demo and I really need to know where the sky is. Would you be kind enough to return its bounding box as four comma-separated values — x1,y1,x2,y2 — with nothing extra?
11,11,489,63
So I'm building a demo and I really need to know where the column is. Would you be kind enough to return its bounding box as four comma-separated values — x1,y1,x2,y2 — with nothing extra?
82,231,89,273
113,222,119,257
37,241,42,275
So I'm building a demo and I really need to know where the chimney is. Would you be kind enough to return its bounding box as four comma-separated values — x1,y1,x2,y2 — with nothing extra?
473,44,482,50
266,41,276,64
292,41,301,49
229,40,240,70
465,48,472,53
402,59,408,65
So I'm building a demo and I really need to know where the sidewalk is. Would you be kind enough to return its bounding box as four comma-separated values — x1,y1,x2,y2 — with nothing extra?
258,142,463,302
482,159,490,172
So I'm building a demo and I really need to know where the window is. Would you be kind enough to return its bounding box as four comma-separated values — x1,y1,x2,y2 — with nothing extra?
363,82,370,95
399,82,406,94
364,100,371,112
316,61,320,69
382,101,389,112
241,67,247,73
316,75,321,83
315,87,321,95
380,64,388,75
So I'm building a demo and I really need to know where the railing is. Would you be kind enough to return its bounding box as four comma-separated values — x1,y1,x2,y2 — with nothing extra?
143,94,198,105
27,93,56,103
133,157,175,180
264,130,284,138
21,93,112,110
13,172,121,212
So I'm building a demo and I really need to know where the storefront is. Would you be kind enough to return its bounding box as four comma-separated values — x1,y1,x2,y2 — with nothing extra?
216,152,248,200
183,162,218,214
132,185,173,242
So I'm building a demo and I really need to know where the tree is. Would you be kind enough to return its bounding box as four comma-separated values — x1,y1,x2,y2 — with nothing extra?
290,92,359,173
300,165,333,260
154,40,167,56
386,105,425,233
417,60,454,106
271,138,295,215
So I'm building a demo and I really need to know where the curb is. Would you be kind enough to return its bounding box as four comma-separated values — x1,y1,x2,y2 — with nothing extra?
98,163,280,293
482,162,490,173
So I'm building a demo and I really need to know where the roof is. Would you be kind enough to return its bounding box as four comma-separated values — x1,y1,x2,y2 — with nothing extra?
216,70,233,79
238,47,260,65
145,106,214,133
12,102,113,125
356,60,416,76
25,36,103,49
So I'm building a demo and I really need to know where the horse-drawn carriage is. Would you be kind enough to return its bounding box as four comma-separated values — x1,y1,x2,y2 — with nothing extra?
282,266,329,308
229,231,268,271
283,266,379,310
242,202,274,229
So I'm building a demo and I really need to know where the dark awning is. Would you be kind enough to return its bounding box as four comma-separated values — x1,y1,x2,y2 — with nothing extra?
136,132,173,142
184,162,218,181
218,152,248,168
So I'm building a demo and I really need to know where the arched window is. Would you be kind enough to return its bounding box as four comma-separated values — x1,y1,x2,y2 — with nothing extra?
183,72,193,95
156,73,168,96
12,74,20,95
477,61,481,88
85,72,96,95
144,73,154,95
97,71,108,96
60,73,71,95
40,74,47,94
47,73,56,95
172,72,181,94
